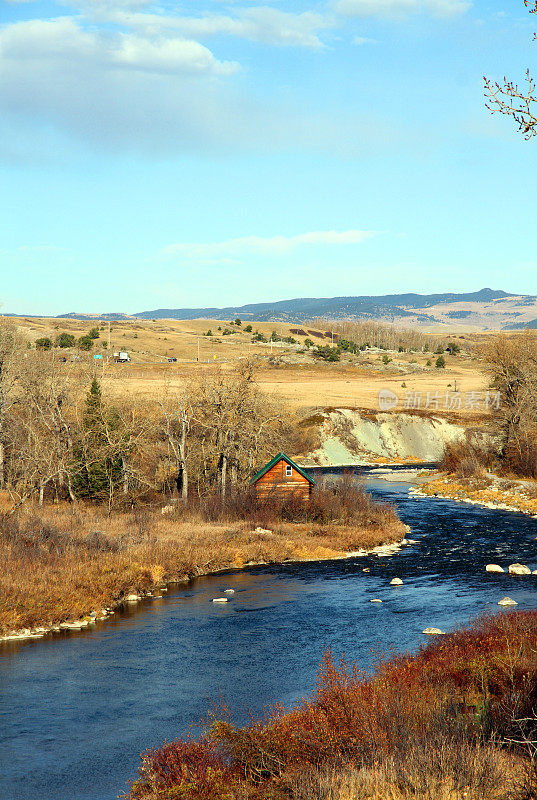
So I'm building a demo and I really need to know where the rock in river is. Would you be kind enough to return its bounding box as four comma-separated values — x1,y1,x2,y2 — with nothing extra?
498,597,518,606
486,564,504,573
423,628,445,635
390,578,403,586
508,564,531,576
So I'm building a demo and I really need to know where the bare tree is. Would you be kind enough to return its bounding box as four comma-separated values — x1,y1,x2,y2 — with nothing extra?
0,321,26,489
158,387,193,501
484,1,537,138
192,362,292,497
482,332,537,475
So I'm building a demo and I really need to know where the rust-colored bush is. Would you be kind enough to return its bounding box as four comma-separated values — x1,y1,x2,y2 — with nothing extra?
197,477,398,532
127,612,537,800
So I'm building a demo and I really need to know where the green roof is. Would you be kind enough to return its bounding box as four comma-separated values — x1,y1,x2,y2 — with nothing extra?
250,452,316,485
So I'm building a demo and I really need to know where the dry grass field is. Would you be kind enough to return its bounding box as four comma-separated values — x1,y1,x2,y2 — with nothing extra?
11,316,491,417
0,488,404,635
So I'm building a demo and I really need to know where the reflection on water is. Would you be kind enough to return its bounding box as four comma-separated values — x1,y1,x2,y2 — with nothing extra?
2,476,537,800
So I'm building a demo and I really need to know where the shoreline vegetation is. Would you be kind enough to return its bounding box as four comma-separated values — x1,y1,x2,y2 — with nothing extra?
126,611,537,800
413,471,537,516
0,482,406,641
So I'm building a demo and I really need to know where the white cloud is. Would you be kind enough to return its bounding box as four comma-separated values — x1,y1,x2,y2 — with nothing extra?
162,230,377,261
335,0,471,18
0,17,238,75
91,7,334,49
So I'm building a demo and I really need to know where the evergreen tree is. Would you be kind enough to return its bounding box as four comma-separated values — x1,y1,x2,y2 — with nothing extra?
73,379,125,501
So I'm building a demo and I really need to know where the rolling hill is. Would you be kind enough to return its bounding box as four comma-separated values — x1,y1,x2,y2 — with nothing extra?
18,288,537,330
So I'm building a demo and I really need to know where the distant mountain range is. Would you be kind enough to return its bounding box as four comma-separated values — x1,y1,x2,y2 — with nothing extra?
9,288,537,330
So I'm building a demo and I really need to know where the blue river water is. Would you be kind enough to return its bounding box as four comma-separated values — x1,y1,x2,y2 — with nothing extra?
2,474,537,800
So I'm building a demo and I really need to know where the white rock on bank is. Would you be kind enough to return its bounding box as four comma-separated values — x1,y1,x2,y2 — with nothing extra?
423,628,445,635
373,544,401,556
508,564,531,576
125,594,141,602
224,589,235,595
212,597,228,603
498,597,518,606
486,564,505,573
255,526,272,534
390,578,403,586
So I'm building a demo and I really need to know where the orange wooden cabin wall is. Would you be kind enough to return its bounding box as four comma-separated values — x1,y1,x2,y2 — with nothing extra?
254,459,312,500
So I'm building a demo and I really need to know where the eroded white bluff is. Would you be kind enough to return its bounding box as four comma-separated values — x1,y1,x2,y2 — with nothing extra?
486,564,505,573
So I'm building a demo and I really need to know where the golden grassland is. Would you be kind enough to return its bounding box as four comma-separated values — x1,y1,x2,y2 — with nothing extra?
12,316,490,415
417,472,537,514
0,496,405,636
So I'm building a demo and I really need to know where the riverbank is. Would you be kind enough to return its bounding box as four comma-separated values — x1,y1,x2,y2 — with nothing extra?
128,611,535,800
0,493,406,641
413,471,537,516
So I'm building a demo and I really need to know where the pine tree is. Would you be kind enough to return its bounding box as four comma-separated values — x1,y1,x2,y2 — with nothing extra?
72,379,124,501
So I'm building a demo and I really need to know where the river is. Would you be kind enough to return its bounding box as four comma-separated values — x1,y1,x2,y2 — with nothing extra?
2,473,537,800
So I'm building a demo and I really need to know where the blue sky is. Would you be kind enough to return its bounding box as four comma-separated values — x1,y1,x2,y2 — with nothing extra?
1,0,536,314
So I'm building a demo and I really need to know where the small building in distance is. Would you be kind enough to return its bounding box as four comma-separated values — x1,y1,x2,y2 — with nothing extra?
250,453,315,501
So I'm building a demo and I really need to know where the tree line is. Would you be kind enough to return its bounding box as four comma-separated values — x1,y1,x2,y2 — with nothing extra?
0,323,297,512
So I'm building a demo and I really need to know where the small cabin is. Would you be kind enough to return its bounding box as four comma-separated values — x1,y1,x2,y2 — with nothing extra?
250,453,315,501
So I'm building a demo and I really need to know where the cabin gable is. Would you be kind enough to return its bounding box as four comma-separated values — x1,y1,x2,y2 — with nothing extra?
251,453,314,500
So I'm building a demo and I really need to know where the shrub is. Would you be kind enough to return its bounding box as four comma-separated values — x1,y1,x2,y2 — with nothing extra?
35,337,52,350
77,335,94,351
89,327,100,340
244,325,252,332
195,477,397,531
128,612,537,800
55,332,76,348
439,440,496,477
435,355,445,369
314,345,340,362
